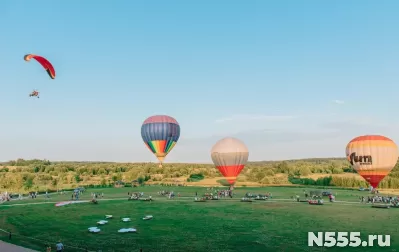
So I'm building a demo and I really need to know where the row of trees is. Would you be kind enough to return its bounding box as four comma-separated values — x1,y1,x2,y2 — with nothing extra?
1,158,399,192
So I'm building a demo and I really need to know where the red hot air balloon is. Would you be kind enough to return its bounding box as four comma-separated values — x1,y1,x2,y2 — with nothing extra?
211,137,249,184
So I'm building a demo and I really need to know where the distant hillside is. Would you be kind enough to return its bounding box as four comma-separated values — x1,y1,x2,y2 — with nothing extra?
1,157,399,192
0,157,348,165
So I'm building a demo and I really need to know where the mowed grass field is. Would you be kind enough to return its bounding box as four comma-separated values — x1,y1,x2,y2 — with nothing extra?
0,186,398,252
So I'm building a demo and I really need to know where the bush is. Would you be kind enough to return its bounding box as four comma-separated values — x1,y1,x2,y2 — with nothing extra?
264,170,275,176
288,176,332,186
187,173,204,182
261,176,272,184
0,167,9,172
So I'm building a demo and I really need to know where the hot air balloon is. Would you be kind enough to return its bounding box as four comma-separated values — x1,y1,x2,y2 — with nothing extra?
141,115,180,168
346,135,398,188
24,54,56,79
211,137,249,185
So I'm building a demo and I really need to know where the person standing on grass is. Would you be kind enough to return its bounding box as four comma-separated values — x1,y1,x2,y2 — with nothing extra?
56,241,64,252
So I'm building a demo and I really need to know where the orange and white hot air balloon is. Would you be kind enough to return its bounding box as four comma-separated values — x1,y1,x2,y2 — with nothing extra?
345,135,398,188
211,137,249,185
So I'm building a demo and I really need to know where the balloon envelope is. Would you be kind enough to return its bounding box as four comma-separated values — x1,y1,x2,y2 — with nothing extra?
141,115,180,167
346,135,398,188
211,137,249,184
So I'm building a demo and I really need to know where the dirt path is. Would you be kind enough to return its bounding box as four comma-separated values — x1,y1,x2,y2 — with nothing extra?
0,241,38,252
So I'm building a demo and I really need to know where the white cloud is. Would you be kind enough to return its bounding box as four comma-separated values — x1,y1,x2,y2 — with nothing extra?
333,100,345,105
215,114,297,123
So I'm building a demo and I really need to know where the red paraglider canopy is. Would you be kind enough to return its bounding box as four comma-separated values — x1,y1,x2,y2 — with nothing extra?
24,54,56,79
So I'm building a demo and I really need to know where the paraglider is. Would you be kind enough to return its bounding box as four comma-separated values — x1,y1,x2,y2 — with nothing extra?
211,137,249,185
346,135,398,188
141,115,180,168
24,54,55,98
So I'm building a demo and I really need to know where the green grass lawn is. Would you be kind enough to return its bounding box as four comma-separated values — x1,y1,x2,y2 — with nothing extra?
0,186,398,252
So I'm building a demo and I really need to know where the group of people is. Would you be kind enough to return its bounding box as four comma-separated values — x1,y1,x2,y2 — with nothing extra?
193,187,235,201
0,192,24,203
158,190,176,198
127,192,153,201
359,195,399,205
46,240,64,252
128,192,144,200
70,190,83,200
91,192,103,198
1,191,55,203
0,192,12,202
29,191,38,199
159,183,186,187
293,193,334,203
244,192,272,199
204,187,234,198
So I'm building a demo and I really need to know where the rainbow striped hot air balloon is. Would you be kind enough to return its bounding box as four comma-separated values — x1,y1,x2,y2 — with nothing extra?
346,135,398,188
141,115,180,168
211,137,249,185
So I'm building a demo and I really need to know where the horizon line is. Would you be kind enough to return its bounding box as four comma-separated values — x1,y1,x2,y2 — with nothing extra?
0,156,347,164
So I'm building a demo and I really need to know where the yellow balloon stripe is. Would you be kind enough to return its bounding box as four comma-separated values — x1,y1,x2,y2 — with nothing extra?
223,176,237,180
357,171,391,175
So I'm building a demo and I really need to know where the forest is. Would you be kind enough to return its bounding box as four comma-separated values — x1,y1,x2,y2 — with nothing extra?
1,158,399,192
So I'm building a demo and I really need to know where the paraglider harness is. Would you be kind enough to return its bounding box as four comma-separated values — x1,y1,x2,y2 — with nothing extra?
29,90,40,98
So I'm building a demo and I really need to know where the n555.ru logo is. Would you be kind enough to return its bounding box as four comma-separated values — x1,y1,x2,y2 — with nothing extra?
308,232,390,247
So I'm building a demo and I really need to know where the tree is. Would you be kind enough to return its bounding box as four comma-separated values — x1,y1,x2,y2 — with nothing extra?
24,177,33,190
74,174,81,183
277,161,290,173
137,177,144,185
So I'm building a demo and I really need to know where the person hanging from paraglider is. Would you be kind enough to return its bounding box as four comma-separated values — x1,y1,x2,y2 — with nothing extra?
29,90,40,98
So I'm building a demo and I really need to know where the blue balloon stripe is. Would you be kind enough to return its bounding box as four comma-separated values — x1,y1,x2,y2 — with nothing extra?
141,123,180,143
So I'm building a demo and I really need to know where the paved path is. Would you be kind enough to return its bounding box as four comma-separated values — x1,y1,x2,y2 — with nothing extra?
0,241,38,252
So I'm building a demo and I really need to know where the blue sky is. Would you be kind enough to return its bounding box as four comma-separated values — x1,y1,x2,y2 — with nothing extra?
1,0,399,162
